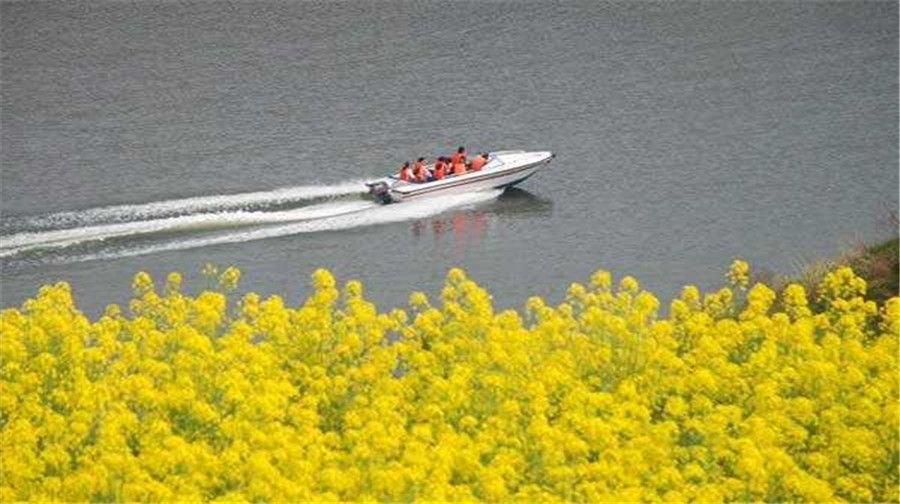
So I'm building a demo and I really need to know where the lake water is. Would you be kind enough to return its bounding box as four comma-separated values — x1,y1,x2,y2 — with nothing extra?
2,1,897,316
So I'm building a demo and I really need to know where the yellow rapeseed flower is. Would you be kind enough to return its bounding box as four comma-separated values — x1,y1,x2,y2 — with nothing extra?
0,263,895,503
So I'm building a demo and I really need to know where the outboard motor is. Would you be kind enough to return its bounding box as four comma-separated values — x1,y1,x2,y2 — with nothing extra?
365,180,394,204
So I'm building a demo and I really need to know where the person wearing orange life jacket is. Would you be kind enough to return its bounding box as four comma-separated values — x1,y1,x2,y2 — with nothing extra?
398,161,411,181
432,157,446,180
450,146,466,165
412,160,428,182
452,157,467,176
469,152,489,172
413,157,427,178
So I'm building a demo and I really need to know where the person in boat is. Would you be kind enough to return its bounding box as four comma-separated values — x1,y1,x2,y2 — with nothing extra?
413,157,427,179
452,156,467,176
413,159,429,182
398,161,411,181
432,157,446,180
450,146,466,165
469,152,489,172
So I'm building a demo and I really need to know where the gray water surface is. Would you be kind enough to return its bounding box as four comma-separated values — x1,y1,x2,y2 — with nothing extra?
2,1,898,316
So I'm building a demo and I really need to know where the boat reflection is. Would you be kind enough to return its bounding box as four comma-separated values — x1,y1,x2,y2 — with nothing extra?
494,187,554,215
411,188,553,245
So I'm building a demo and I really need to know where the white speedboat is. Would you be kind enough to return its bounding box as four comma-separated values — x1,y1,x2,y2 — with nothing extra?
365,150,554,204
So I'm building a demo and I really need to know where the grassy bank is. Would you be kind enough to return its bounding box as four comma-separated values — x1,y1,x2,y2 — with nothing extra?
851,237,900,302
755,236,899,310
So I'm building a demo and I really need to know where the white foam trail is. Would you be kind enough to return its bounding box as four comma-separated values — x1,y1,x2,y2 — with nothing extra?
63,190,503,263
0,200,376,257
6,180,369,231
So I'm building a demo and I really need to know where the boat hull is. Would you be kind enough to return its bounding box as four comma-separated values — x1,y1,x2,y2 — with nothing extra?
368,151,553,204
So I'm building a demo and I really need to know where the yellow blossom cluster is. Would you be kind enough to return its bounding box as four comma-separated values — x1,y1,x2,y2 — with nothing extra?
1,262,897,503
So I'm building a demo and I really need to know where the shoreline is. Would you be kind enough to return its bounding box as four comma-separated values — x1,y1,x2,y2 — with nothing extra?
753,234,899,309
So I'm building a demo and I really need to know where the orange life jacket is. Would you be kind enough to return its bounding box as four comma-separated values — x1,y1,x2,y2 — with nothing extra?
469,156,486,171
451,151,466,165
414,160,425,174
433,163,445,180
453,161,466,175
399,166,410,181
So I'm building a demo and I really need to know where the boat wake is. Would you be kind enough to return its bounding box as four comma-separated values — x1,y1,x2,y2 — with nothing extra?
0,200,377,257
0,181,501,265
1,180,371,234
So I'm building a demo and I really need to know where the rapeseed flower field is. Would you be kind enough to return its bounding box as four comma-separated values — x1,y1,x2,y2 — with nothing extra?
1,262,897,503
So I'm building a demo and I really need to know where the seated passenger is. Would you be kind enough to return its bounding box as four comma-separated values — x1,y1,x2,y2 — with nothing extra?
452,158,466,176
450,146,466,165
469,152,488,172
413,157,427,177
432,158,446,180
413,161,428,182
398,161,411,181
